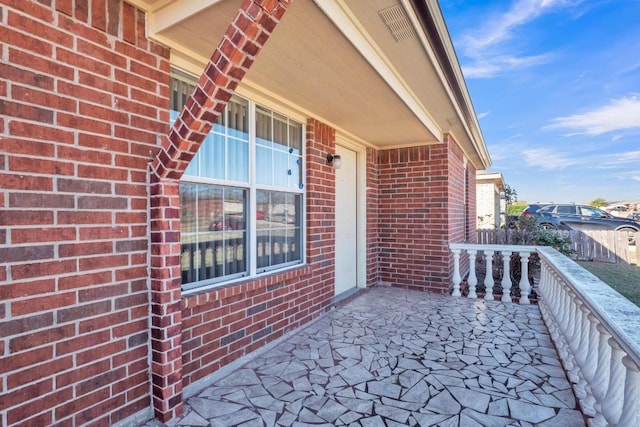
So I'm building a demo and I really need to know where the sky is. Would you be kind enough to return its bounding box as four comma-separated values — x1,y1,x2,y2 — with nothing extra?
440,0,640,205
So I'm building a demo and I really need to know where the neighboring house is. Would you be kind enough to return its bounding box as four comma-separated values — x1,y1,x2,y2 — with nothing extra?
0,0,490,425
476,171,505,229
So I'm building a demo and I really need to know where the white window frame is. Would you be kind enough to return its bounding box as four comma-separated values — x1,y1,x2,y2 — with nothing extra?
172,72,306,292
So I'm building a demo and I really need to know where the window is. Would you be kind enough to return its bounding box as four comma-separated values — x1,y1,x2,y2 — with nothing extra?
171,72,304,290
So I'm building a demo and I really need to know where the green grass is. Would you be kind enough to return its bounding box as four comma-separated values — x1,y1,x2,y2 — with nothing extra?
576,261,640,307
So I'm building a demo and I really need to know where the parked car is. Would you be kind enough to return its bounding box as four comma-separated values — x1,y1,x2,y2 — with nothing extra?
627,212,640,221
533,204,639,244
519,203,549,218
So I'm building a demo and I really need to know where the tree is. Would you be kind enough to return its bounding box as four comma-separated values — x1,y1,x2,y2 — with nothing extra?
589,198,608,207
507,201,528,216
503,184,518,206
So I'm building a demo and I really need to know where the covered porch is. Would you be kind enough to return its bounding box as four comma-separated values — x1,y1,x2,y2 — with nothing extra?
137,244,640,426
143,286,584,426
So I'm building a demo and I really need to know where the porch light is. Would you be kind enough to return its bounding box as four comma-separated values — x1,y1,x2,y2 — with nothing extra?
326,153,342,169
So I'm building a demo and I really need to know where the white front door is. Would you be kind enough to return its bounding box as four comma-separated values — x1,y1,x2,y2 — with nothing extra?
334,145,357,296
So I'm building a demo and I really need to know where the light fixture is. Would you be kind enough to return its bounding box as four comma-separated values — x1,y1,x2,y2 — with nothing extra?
326,153,342,169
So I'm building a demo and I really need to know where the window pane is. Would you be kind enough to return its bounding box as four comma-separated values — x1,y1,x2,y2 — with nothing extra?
255,190,302,271
228,137,248,182
256,106,272,147
273,151,288,187
180,183,248,288
256,146,272,185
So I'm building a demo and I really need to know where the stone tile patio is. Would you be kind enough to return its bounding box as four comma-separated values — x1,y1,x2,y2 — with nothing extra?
145,287,586,426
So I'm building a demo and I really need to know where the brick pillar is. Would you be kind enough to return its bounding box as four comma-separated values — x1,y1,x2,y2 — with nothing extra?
148,0,294,421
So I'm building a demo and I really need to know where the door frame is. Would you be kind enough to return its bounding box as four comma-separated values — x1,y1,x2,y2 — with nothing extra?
335,135,367,291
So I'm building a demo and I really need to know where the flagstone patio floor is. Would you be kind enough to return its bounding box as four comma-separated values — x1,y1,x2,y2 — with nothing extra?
144,287,586,426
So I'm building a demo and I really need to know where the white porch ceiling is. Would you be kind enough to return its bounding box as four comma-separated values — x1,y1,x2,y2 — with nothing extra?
129,0,490,168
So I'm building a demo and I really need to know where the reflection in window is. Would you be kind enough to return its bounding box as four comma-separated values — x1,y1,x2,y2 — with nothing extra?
256,190,302,271
180,183,247,288
172,72,304,290
256,106,303,189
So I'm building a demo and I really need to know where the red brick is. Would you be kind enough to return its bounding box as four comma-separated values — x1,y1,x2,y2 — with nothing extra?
56,358,110,388
0,245,54,263
0,99,53,123
7,387,72,426
11,292,76,318
11,259,77,280
58,270,113,291
78,70,128,97
79,100,129,124
56,329,111,355
0,378,53,411
57,47,112,76
3,0,54,22
78,164,129,181
57,112,112,135
56,387,110,420
0,210,53,226
3,138,55,156
0,63,53,91
9,155,74,176
9,47,74,80
12,84,77,112
57,81,112,107
91,0,107,31
9,192,74,208
11,227,77,244
57,177,112,194
0,279,55,299
0,26,53,56
79,254,128,271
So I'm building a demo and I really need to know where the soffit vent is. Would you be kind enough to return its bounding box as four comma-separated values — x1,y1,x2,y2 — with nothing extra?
379,5,416,42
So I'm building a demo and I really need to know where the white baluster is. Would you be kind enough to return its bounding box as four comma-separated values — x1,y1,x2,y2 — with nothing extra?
591,323,611,424
501,251,512,303
602,338,626,426
451,248,462,297
467,250,478,299
576,305,596,417
564,291,581,385
617,356,640,427
483,250,495,301
518,251,531,304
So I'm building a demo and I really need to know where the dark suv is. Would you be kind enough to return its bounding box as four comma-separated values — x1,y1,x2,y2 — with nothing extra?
534,204,639,244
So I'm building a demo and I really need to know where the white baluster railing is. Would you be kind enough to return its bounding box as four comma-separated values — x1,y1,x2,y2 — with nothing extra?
449,243,640,426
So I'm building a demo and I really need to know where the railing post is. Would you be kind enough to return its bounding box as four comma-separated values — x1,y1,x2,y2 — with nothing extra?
500,251,512,302
590,323,612,427
467,249,478,299
451,248,462,297
483,250,495,301
518,251,530,304
618,356,640,427
602,338,626,425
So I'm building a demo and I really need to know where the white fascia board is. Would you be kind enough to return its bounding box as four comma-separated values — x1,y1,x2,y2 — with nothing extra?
314,0,443,143
401,0,491,168
149,0,224,34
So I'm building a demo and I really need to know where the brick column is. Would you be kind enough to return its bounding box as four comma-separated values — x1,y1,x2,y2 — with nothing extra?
148,0,294,421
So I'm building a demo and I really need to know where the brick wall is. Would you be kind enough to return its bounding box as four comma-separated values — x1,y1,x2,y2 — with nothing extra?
377,136,470,292
365,148,380,286
0,1,169,425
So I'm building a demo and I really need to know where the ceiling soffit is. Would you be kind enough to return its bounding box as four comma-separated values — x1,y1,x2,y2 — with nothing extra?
128,0,490,167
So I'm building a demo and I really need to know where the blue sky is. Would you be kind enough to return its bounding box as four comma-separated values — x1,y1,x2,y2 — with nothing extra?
440,0,640,204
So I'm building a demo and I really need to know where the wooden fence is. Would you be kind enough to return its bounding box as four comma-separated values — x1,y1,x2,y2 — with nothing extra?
477,229,639,265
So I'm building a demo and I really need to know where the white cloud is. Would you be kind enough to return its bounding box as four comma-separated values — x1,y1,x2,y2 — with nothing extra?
458,0,584,78
477,111,491,119
546,96,640,135
462,54,552,78
522,148,579,170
